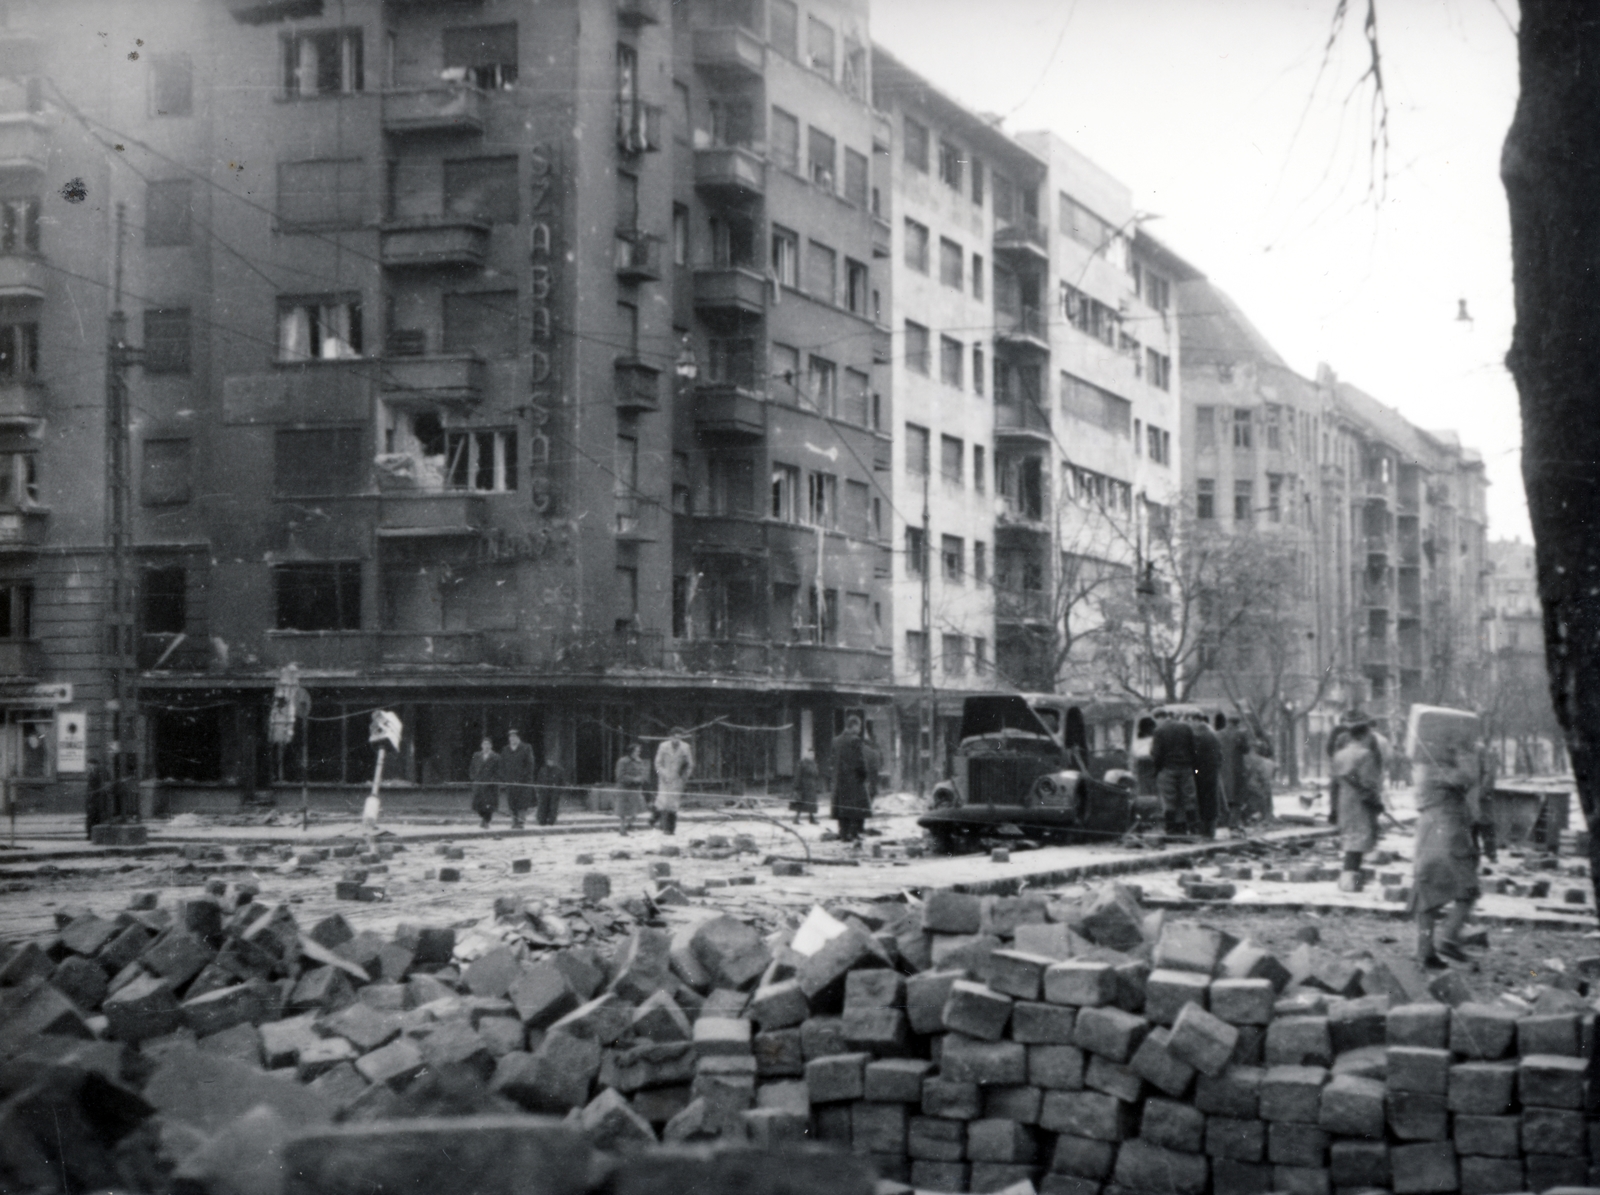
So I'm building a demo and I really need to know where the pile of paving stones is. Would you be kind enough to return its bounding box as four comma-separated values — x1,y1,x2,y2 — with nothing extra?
1,876,1597,1195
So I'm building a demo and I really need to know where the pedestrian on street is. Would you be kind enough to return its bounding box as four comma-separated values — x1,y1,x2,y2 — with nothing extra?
469,735,500,828
1189,712,1224,838
1149,709,1198,836
831,715,872,843
863,725,882,799
792,748,821,824
499,729,536,829
534,750,566,827
85,758,111,841
654,727,694,836
1331,714,1384,891
1218,715,1251,824
1411,734,1489,968
614,742,649,836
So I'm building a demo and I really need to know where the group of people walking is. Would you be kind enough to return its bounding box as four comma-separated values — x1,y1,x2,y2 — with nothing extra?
467,727,696,836
1148,708,1268,838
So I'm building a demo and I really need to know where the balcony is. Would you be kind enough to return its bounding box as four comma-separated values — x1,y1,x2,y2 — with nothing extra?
994,401,1052,444
550,629,665,672
0,507,46,549
995,498,1048,533
617,101,664,154
694,384,764,440
0,379,44,426
872,324,892,365
617,0,661,26
871,213,891,259
138,633,217,672
996,306,1049,353
381,85,486,137
995,216,1049,263
1362,642,1393,669
1365,476,1391,498
1364,535,1390,560
871,109,893,153
693,26,766,80
0,639,42,676
996,589,1051,624
1399,641,1424,670
380,218,490,270
0,254,45,300
615,231,663,283
693,266,766,318
379,355,485,406
670,639,890,685
376,492,488,537
694,146,766,202
614,358,661,413
0,115,48,176
262,631,488,671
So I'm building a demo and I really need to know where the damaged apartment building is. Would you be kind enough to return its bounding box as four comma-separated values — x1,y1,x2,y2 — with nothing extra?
5,0,895,812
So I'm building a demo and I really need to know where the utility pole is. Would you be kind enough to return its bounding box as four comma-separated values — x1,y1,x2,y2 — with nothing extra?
920,461,932,795
105,202,141,819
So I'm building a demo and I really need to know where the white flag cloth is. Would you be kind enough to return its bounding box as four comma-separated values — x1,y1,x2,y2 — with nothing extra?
369,710,403,752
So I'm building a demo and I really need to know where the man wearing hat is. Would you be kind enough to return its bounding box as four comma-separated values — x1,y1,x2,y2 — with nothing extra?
830,714,872,843
499,729,536,829
653,727,694,836
1330,712,1384,892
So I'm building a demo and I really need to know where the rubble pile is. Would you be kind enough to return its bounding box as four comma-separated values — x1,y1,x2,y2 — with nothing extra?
0,876,1596,1195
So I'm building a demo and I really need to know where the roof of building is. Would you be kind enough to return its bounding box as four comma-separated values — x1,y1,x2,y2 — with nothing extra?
1175,277,1290,368
871,47,1045,177
1134,229,1205,284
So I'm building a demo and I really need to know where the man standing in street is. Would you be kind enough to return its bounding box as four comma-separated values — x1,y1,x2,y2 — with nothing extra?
1149,709,1198,836
1217,714,1251,825
1189,711,1224,838
653,727,694,836
1331,714,1384,892
831,714,872,844
534,749,566,827
469,735,500,828
614,741,649,836
499,729,536,829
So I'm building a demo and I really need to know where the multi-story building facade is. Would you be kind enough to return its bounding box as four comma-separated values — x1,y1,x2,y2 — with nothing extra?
8,0,897,812
1484,537,1561,773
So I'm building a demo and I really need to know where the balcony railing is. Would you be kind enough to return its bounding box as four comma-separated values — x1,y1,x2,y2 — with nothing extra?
0,254,45,300
0,379,44,426
996,305,1048,349
0,506,46,548
694,146,766,201
0,115,48,175
995,215,1048,259
615,231,663,283
376,492,488,535
381,86,486,136
614,358,661,412
616,100,664,154
379,355,485,405
380,218,490,270
550,630,666,672
262,631,488,671
671,639,890,684
693,26,766,78
995,400,1051,440
692,266,767,316
1364,534,1390,558
694,383,765,439
0,639,42,676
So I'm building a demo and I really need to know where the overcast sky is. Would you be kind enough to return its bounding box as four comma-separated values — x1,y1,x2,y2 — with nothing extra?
872,0,1526,540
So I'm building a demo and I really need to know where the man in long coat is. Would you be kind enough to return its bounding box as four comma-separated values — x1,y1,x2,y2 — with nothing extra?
830,715,872,843
1217,715,1251,823
1189,712,1224,838
1411,737,1487,968
499,729,536,829
1331,716,1384,891
653,728,694,837
469,735,500,828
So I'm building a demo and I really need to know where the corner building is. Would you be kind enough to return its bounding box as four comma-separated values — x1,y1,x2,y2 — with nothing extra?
7,0,894,812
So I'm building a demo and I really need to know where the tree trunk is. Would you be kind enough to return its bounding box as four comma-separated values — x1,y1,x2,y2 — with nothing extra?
1503,0,1600,916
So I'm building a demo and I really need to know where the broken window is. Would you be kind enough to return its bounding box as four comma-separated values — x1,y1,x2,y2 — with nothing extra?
941,535,964,582
140,565,186,635
274,562,361,631
283,28,363,97
0,197,38,253
277,295,362,359
805,15,834,78
806,355,837,415
447,429,517,492
771,463,800,522
806,471,835,527
846,259,868,316
443,24,518,90
708,453,754,515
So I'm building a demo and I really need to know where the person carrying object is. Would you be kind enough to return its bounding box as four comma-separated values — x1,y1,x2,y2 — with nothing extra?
1411,734,1488,968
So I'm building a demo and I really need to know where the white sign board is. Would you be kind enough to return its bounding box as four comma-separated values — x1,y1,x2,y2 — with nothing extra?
56,710,87,774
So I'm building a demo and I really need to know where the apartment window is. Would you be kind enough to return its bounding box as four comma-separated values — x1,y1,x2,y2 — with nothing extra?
1138,264,1171,311
905,527,925,577
808,127,836,190
0,583,31,639
805,240,837,303
707,336,757,388
771,463,801,522
275,427,365,495
973,636,988,676
1267,473,1284,523
842,367,870,425
278,158,366,231
845,479,870,536
807,354,837,416
672,453,691,516
906,629,928,668
274,562,361,631
993,173,1016,223
905,423,930,474
904,322,930,375
941,537,965,585
673,82,691,144
283,28,363,97
442,23,518,90
1146,424,1170,466
144,181,188,247
903,116,929,172
806,16,835,78
142,438,189,506
769,0,799,58
1134,419,1142,454
709,453,755,515
973,446,986,495
940,337,963,389
150,53,193,116
143,308,191,375
1234,479,1254,523
844,148,868,208
807,472,836,526
446,429,518,492
278,296,362,360
974,540,987,582
904,218,929,272
942,633,966,675
1195,405,1216,450
972,253,984,300
845,259,869,316
443,291,517,357
1264,403,1282,450
940,435,963,485
672,203,689,266
770,343,800,403
771,225,799,287
771,107,800,173
444,156,518,223
938,141,963,191
1233,407,1254,449
1146,349,1171,391
973,345,985,396
141,565,186,636
938,237,964,289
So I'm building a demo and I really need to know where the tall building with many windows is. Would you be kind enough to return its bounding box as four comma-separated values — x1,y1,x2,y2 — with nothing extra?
6,0,896,812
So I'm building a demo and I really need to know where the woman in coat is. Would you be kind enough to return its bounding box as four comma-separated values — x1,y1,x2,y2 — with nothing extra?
830,715,872,843
1330,718,1383,891
614,742,650,835
469,736,500,828
1410,739,1486,967
792,748,821,824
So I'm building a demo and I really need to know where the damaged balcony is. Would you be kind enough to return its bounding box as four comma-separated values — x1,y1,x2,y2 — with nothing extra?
376,492,489,538
994,215,1049,264
617,0,661,27
994,399,1052,445
671,640,890,684
694,384,765,440
261,630,488,671
996,306,1050,353
0,379,44,428
692,26,766,81
692,266,766,318
0,254,45,300
694,146,766,202
380,217,491,270
381,85,487,137
379,354,486,406
614,358,661,413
